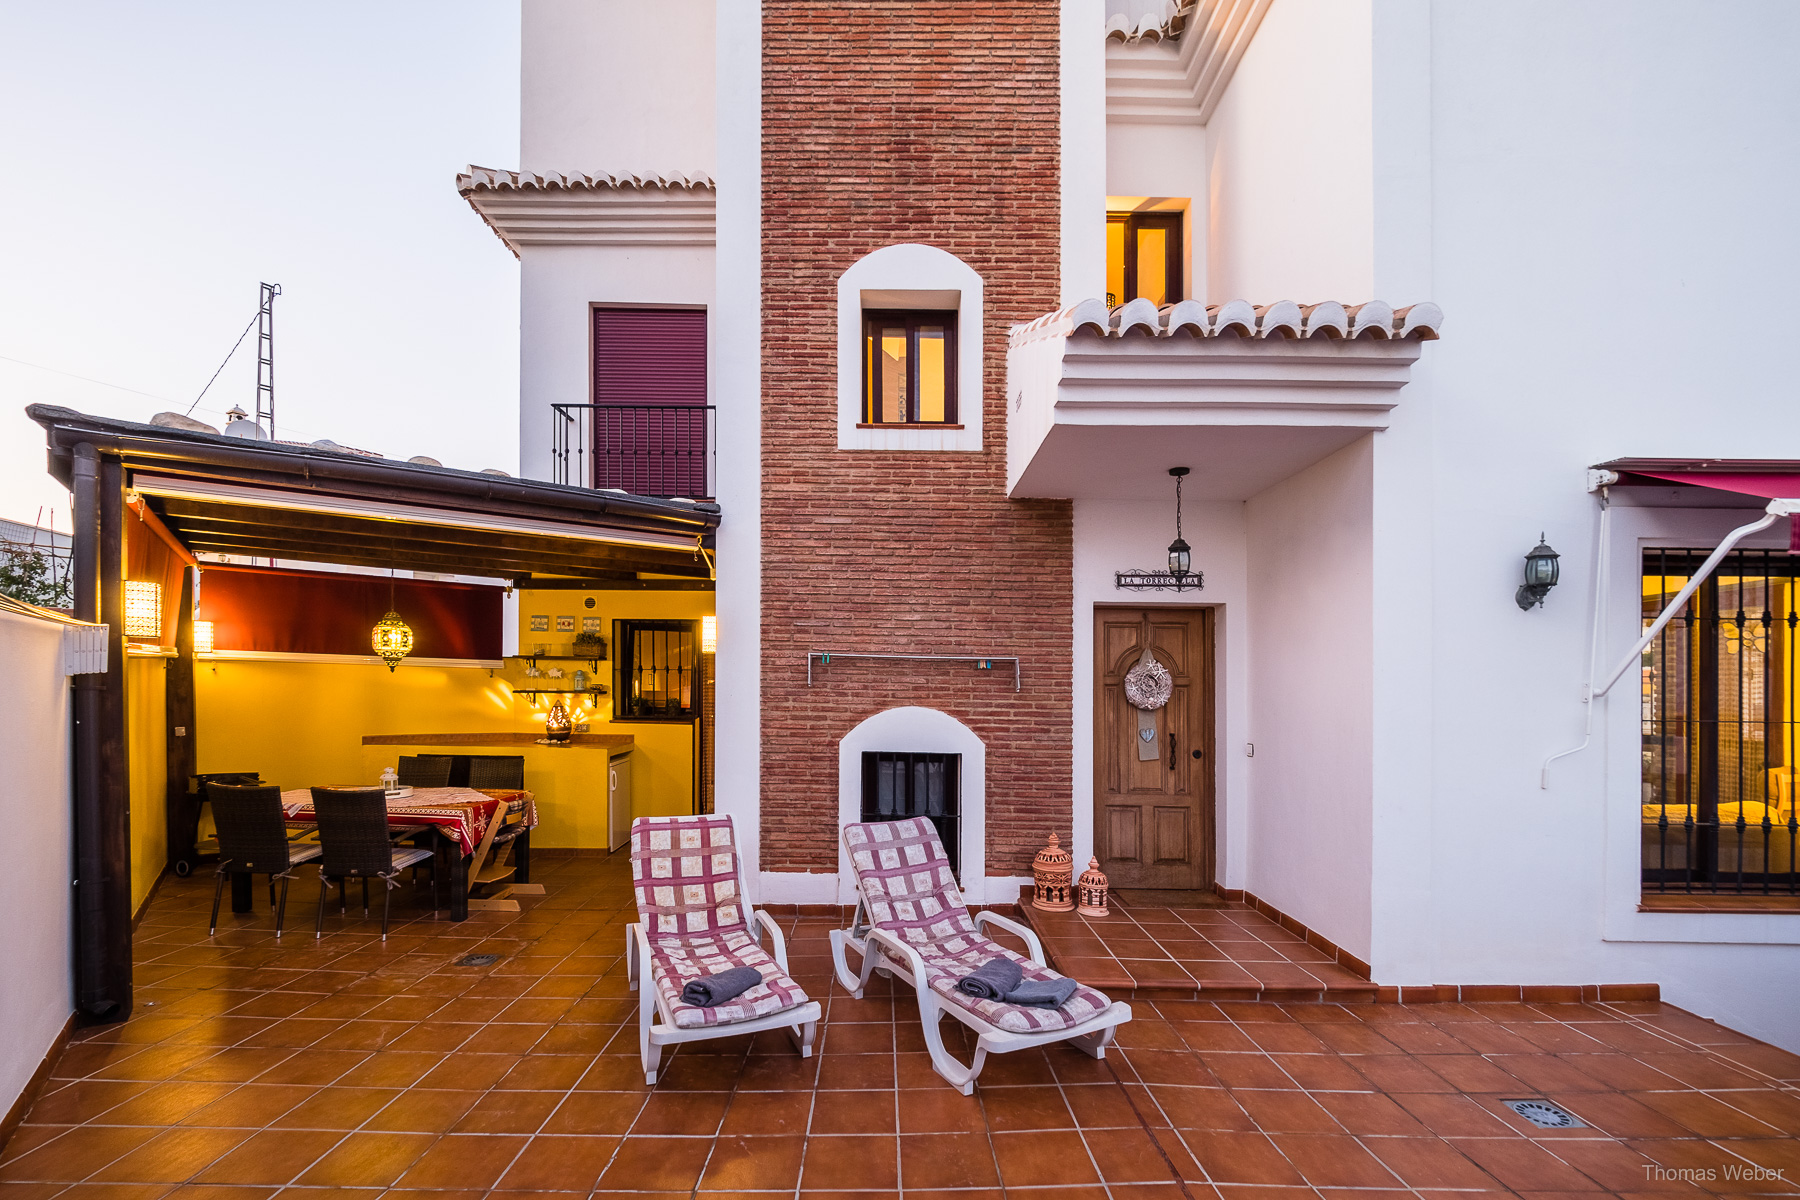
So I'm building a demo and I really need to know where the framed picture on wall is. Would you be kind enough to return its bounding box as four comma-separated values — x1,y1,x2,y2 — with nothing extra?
530,615,550,633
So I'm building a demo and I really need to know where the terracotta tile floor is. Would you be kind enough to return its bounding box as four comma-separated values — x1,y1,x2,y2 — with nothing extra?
4,854,1799,1198
1019,898,1378,1003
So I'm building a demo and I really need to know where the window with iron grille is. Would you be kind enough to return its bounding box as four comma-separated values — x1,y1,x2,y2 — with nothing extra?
1641,548,1798,896
860,752,961,879
612,619,699,722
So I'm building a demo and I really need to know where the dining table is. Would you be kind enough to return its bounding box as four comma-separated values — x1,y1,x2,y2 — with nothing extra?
226,786,538,922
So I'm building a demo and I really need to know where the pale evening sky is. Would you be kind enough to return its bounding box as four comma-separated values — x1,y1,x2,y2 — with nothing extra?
0,3,521,532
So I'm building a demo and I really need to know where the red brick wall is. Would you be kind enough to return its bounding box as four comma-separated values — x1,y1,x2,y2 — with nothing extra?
760,2,1071,875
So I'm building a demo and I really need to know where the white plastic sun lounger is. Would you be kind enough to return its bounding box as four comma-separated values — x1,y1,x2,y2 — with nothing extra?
625,814,820,1085
829,818,1130,1094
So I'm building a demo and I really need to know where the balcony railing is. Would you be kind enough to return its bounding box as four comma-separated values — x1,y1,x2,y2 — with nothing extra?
551,404,715,499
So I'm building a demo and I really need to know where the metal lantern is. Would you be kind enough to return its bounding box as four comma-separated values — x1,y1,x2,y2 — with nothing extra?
123,580,162,640
544,699,572,743
1031,832,1075,912
371,610,414,671
1167,467,1191,577
1076,857,1110,917
1167,536,1191,580
1515,534,1561,610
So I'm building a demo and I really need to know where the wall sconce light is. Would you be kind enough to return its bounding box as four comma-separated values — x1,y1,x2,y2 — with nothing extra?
701,614,717,655
124,580,162,639
192,621,215,655
1515,534,1561,610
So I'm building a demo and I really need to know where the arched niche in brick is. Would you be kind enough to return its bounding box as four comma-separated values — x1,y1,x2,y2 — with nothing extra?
836,243,985,453
836,705,989,904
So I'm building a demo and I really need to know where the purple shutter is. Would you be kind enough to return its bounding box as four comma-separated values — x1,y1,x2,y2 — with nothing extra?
591,308,708,496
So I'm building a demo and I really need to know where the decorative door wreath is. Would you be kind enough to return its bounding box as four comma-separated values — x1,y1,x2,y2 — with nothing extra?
1124,648,1171,761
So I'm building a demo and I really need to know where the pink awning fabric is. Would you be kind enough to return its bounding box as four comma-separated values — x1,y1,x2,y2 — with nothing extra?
1630,470,1800,550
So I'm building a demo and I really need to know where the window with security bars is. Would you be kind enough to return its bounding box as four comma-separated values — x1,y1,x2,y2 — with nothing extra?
612,619,698,722
1641,549,1798,895
861,752,961,879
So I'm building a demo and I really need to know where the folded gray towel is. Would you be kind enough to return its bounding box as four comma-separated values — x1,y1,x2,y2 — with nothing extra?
680,965,763,1007
956,956,1023,1001
1004,976,1078,1008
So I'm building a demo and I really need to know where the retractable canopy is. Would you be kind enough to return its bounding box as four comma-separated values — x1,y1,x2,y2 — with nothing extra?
29,405,719,583
1596,457,1800,551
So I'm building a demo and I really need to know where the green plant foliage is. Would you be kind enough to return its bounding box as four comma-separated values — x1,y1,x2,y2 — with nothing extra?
0,545,73,609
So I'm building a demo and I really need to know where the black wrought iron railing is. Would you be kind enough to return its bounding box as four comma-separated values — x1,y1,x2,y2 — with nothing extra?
551,404,715,499
1641,548,1800,895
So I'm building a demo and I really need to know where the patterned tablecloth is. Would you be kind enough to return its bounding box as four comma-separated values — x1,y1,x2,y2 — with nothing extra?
280,787,536,856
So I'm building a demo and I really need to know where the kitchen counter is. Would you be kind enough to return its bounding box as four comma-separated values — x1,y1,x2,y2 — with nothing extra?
362,732,635,751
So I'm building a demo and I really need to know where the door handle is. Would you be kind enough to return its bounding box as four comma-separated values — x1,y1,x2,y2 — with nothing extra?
1191,749,1203,760
1169,732,1176,770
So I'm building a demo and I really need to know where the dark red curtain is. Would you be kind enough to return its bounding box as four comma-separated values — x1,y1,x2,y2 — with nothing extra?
197,565,503,660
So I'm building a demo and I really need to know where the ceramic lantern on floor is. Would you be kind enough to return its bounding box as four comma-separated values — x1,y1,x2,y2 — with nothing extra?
1031,832,1075,911
1076,857,1110,917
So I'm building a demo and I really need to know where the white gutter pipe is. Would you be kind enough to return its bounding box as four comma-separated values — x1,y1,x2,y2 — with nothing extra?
1539,494,1611,788
1592,501,1794,700
1539,496,1798,788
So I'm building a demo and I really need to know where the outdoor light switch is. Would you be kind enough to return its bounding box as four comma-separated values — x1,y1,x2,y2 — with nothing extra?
1246,743,1254,757
174,726,187,737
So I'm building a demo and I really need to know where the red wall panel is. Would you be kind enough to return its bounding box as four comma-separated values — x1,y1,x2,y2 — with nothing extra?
196,565,503,661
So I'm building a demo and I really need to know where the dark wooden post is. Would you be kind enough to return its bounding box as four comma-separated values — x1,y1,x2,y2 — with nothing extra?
166,568,198,875
70,445,132,1022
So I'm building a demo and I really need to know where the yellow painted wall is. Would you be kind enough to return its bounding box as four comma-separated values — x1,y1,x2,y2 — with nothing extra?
187,588,713,847
126,655,167,912
520,588,714,821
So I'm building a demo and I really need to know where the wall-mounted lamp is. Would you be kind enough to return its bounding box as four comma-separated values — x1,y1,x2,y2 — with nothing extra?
1515,534,1561,610
192,620,215,655
701,614,717,655
124,580,162,639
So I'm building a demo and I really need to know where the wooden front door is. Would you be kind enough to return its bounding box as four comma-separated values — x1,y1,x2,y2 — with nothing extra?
1094,607,1214,890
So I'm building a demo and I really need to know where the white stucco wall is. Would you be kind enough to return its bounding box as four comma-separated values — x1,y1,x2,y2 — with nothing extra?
1244,437,1375,961
1204,0,1374,303
1396,1,1800,1048
0,611,75,1120
1072,499,1249,889
517,248,715,482
711,0,763,898
521,0,716,177
1105,123,1208,305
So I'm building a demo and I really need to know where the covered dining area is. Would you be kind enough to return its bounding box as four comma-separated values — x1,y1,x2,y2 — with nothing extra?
28,403,718,1025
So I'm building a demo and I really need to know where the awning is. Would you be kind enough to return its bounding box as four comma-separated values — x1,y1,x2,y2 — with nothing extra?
1596,458,1800,551
29,405,719,583
1590,458,1800,698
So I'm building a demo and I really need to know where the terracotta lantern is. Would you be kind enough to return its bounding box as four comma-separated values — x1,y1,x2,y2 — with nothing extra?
1076,857,1110,917
1031,832,1075,912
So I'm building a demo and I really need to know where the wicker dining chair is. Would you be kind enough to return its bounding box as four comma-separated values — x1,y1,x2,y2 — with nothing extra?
396,754,453,788
206,782,321,938
467,755,525,791
310,787,437,939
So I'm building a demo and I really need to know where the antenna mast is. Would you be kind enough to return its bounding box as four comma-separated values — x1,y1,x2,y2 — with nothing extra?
255,282,281,439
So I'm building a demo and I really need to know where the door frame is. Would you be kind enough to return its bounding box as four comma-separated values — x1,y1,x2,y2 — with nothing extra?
1091,603,1218,890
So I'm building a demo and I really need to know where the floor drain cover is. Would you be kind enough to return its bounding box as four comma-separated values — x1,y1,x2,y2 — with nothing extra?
1503,1099,1584,1128
454,953,501,967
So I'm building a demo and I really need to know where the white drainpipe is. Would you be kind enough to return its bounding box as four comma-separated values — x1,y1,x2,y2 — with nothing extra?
1540,496,1799,788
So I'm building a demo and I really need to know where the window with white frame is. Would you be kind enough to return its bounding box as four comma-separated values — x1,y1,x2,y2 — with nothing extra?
836,244,983,452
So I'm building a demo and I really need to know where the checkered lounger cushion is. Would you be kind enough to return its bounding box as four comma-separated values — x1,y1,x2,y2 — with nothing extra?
843,819,1113,1035
632,815,811,1030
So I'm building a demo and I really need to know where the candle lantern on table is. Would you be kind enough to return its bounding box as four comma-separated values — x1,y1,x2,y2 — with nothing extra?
1031,832,1075,912
544,699,572,744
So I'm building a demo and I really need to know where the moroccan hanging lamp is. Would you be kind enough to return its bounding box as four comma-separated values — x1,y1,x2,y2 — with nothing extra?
371,569,414,672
